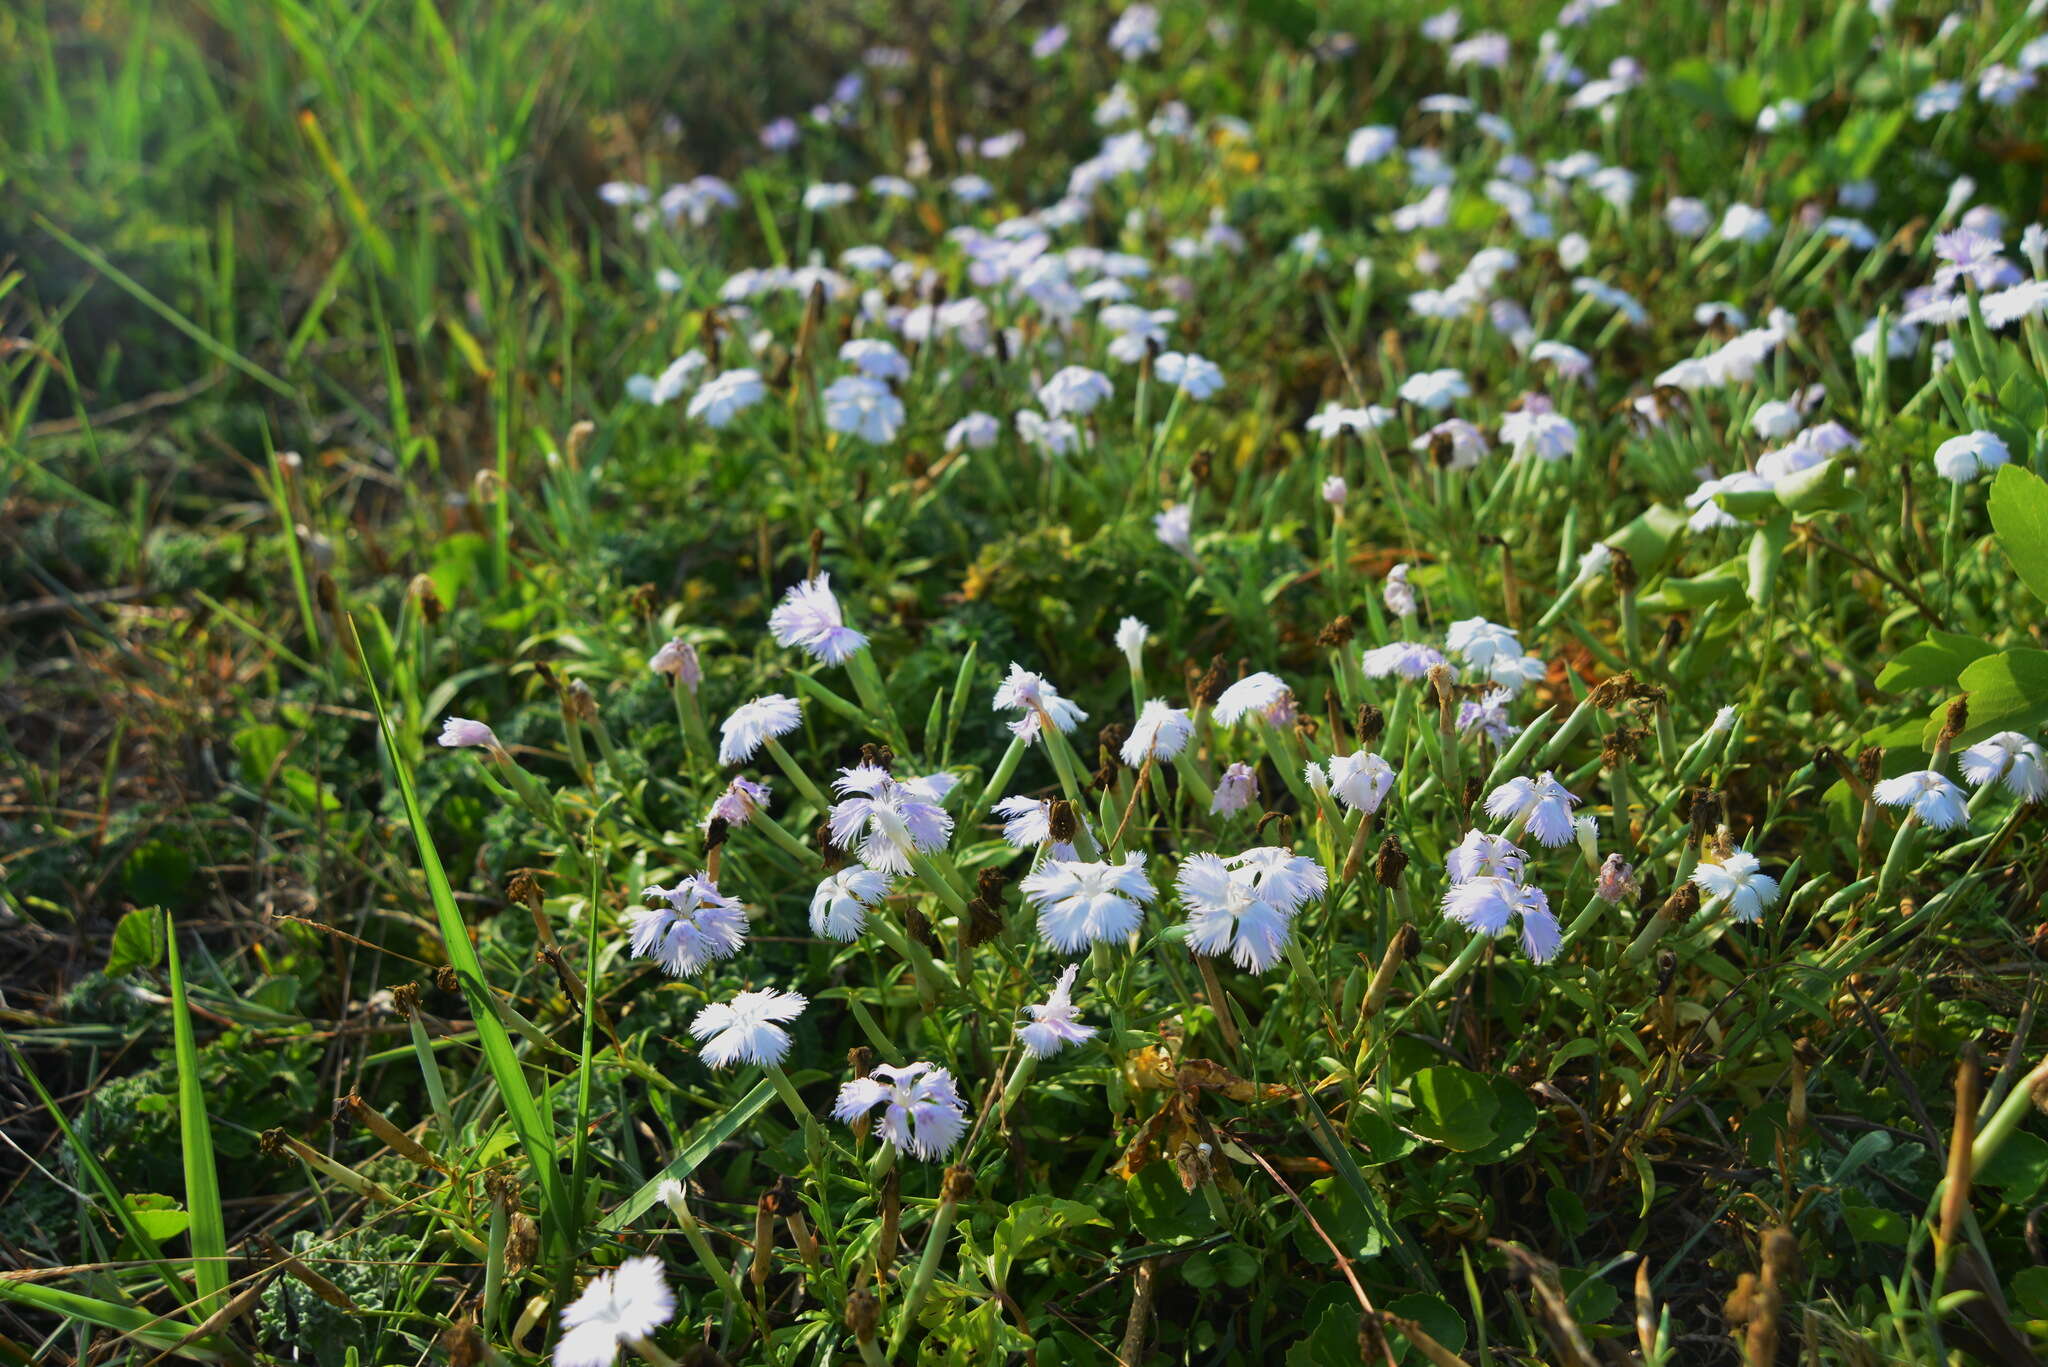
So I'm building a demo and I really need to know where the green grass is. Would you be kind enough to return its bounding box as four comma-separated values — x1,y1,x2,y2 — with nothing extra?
5,1,2048,1365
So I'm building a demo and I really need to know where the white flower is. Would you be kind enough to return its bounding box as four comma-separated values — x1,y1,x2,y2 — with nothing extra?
705,777,770,829
832,1062,970,1159
1384,562,1417,617
1326,750,1396,814
1345,125,1398,167
1872,770,1969,829
1959,731,2048,801
1210,762,1259,815
824,375,906,444
1718,204,1773,244
1016,408,1081,455
827,764,955,875
838,338,910,382
1018,964,1097,1057
1933,430,2010,483
1484,772,1581,846
803,182,857,211
1322,475,1349,506
1361,641,1445,680
1176,847,1326,973
718,695,802,764
1212,672,1294,727
1440,877,1560,961
691,988,808,1068
769,573,869,664
1690,850,1780,924
809,866,893,940
648,638,702,690
1115,616,1149,669
1021,853,1156,950
1751,400,1804,439
994,663,1089,743
1306,404,1395,439
1033,24,1069,58
1107,3,1161,59
1445,829,1526,883
1154,351,1224,399
1664,197,1712,237
554,1256,675,1367
1399,368,1470,410
1412,418,1490,468
1038,365,1114,416
1501,409,1578,462
946,412,1001,450
1153,502,1194,556
629,876,748,976
1122,700,1193,765
437,716,504,754
687,369,767,428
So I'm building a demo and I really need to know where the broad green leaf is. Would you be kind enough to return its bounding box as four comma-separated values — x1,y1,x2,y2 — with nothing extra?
1405,1066,1499,1150
991,1196,1108,1288
1747,515,1791,607
1919,648,2048,749
107,906,167,978
1978,1129,2048,1203
1874,631,1996,694
1989,465,2048,605
1602,503,1689,577
165,918,229,1316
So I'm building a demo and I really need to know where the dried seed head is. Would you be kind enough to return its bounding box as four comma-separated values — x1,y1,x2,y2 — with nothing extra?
1858,747,1884,784
315,572,341,617
1193,653,1227,706
905,449,930,480
1588,672,1635,709
484,1171,522,1206
1939,696,1970,745
1595,854,1639,904
816,821,845,872
507,871,543,913
1097,722,1130,762
1047,800,1079,844
846,1288,880,1343
433,965,460,994
941,1164,975,1203
259,1128,288,1159
858,743,896,772
1655,950,1678,995
1462,774,1484,810
705,816,731,852
1373,834,1408,887
906,904,937,950
443,1319,484,1367
1355,704,1385,747
565,420,596,466
1398,921,1422,957
976,868,1010,903
847,1046,874,1080
1316,614,1355,647
807,528,825,579
331,1094,355,1135
505,1212,539,1274
625,583,658,618
1602,726,1644,766
966,897,1004,948
1189,448,1213,484
1294,715,1320,742
1658,618,1684,654
1609,548,1637,591
409,574,444,625
391,981,422,1016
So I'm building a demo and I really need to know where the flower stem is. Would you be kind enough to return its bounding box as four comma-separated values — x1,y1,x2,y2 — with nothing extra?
763,735,832,814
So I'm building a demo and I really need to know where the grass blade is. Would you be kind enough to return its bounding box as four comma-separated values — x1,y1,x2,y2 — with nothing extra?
166,916,230,1316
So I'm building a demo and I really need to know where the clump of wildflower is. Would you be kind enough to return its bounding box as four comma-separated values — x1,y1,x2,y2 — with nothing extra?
809,866,892,940
628,876,748,976
554,1256,675,1367
1020,853,1157,951
768,574,869,664
994,664,1089,743
1176,847,1327,973
832,1062,970,1159
1690,850,1780,923
1872,770,1969,829
719,695,802,764
1484,772,1582,846
691,989,808,1068
1017,964,1097,1057
826,764,955,875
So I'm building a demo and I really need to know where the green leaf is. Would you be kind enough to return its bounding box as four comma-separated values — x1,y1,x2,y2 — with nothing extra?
599,1087,774,1233
1602,503,1689,577
1978,1130,2048,1203
1237,0,1315,45
1920,648,2048,749
1775,458,1856,512
1746,515,1792,607
1386,1292,1468,1356
1841,1195,1910,1246
1127,1161,1217,1243
0,1280,220,1362
347,616,568,1251
107,906,167,978
1405,1066,1500,1151
122,1193,191,1244
1875,632,1996,694
165,917,229,1317
2011,1265,2048,1318
991,1196,1108,1288
1989,465,2048,604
